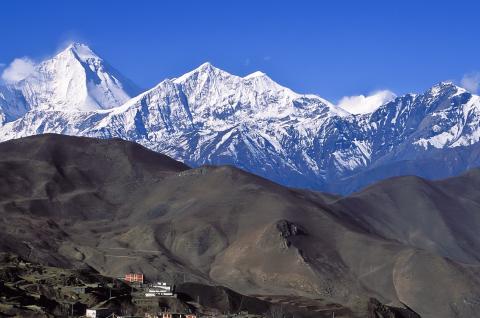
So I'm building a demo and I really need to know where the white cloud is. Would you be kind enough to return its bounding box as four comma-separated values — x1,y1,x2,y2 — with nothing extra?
1,58,36,83
461,72,480,94
338,90,396,114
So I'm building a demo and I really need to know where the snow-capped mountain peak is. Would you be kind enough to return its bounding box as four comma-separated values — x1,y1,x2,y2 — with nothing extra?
173,62,232,84
0,42,141,115
63,42,101,62
242,70,293,94
426,81,465,97
173,63,293,97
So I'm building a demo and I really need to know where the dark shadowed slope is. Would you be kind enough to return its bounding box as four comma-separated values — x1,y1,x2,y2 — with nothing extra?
0,134,479,318
0,134,188,265
329,171,480,317
331,170,480,263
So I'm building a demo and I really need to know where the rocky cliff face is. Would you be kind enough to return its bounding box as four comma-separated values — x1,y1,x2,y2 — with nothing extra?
368,298,421,318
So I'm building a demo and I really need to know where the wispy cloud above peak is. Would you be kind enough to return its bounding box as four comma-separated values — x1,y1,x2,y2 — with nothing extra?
1,58,36,83
337,90,396,115
461,72,480,94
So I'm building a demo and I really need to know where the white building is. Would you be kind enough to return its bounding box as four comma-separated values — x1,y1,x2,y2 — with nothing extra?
144,282,174,297
85,308,113,318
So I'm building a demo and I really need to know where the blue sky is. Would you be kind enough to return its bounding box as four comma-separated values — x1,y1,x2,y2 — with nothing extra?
1,0,479,101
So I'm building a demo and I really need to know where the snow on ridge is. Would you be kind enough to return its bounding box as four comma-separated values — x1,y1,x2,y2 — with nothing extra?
244,71,266,79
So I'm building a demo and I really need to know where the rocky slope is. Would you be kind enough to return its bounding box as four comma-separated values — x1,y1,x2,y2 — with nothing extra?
0,134,479,317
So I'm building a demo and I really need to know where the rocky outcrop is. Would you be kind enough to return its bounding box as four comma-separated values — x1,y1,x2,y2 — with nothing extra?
368,298,421,318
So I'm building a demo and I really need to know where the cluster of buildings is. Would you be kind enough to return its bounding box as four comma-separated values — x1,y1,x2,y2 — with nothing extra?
85,273,196,318
147,314,197,318
85,310,197,318
123,273,174,298
85,308,114,318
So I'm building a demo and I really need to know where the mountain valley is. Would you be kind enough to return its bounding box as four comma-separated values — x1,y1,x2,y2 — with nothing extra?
0,134,479,317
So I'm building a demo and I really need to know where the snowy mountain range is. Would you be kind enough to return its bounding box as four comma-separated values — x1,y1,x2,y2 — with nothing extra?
1,43,479,193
